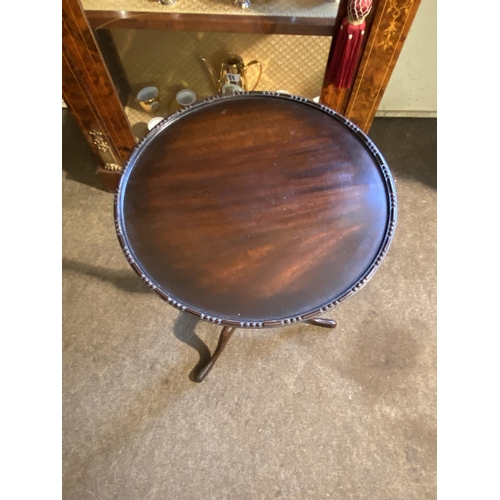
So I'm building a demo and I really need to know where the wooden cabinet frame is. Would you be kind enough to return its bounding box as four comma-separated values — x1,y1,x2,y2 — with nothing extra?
62,0,422,191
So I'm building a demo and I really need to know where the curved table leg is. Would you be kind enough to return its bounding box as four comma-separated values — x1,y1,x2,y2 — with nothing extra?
195,326,236,382
303,318,337,328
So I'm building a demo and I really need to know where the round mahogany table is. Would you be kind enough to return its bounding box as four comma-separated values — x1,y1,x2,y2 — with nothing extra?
115,92,397,381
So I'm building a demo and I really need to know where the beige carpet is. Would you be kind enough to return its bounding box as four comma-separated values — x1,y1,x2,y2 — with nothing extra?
63,110,436,499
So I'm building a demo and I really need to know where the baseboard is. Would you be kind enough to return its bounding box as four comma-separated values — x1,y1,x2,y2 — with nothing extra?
375,110,437,118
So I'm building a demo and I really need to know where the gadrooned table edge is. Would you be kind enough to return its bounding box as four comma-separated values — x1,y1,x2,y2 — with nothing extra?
114,91,398,329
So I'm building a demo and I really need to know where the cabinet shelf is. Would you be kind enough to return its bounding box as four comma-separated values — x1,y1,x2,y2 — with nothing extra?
83,0,338,36
87,11,335,35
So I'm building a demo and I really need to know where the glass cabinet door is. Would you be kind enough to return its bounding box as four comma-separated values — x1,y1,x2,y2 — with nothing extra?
83,0,340,140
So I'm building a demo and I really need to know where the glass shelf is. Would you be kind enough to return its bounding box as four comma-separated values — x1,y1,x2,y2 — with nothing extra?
83,0,339,18
83,0,339,35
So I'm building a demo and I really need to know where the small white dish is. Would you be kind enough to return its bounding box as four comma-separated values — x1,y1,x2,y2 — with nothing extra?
147,116,164,131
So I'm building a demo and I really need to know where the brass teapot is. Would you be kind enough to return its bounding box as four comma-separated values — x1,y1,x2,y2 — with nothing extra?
200,54,262,94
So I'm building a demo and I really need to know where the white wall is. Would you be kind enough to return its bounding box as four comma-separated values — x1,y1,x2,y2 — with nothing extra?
376,0,437,117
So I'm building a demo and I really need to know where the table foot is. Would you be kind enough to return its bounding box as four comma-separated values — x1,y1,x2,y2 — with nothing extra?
303,318,337,328
195,326,236,382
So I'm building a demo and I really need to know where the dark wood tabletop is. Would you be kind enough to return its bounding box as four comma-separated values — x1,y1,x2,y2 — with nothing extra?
115,92,396,329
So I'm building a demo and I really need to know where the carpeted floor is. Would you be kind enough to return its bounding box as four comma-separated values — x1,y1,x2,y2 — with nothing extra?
62,110,436,500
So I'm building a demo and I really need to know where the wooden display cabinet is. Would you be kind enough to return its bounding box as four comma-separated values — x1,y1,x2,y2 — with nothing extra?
62,0,422,191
